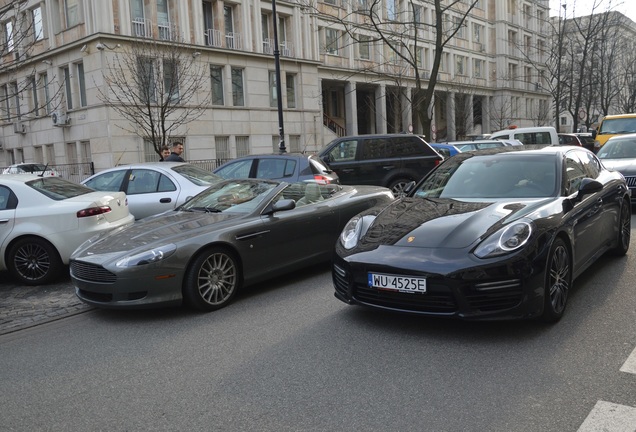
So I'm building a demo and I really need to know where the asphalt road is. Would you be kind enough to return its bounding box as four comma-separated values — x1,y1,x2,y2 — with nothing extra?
1,245,635,431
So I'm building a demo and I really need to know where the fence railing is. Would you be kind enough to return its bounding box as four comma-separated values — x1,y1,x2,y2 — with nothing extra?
1,159,231,184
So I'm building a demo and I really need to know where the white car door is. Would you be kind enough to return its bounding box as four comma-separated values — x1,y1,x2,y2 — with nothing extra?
125,169,180,219
0,185,16,270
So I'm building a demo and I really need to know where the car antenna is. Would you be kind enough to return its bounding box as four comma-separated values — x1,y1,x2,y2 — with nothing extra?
39,163,50,177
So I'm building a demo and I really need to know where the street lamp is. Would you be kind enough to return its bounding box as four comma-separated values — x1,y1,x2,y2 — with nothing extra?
271,0,286,154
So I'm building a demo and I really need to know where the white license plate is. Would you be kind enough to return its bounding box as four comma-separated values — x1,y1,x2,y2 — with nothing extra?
368,273,427,293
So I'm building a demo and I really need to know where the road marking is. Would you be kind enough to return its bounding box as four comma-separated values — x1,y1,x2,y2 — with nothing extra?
578,401,636,432
620,346,636,374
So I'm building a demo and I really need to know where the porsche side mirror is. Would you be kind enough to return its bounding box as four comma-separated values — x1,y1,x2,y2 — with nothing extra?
577,178,603,198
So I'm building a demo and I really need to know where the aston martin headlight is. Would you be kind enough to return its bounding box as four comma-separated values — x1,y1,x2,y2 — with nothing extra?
340,216,363,250
473,220,533,259
116,244,177,268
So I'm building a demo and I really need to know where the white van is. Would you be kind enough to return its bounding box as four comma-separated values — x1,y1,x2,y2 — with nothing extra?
490,126,558,145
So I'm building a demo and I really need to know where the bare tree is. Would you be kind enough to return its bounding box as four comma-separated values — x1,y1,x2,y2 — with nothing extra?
308,0,479,137
98,36,210,157
489,94,513,132
0,1,63,121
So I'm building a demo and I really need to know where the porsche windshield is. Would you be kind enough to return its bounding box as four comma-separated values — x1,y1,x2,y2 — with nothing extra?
181,180,277,213
414,154,558,199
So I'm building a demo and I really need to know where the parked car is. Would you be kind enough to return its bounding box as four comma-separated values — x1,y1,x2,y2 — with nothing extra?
213,153,339,184
490,126,559,145
448,140,508,152
574,133,596,152
318,134,443,195
71,179,395,311
332,145,630,322
2,163,60,177
430,143,460,158
558,133,584,147
82,162,223,220
593,113,636,152
0,174,134,285
596,133,636,204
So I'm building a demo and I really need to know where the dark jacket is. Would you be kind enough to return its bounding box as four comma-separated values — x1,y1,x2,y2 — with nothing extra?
164,153,185,162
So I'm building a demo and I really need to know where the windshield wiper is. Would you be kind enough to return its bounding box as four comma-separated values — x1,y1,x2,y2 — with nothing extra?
188,206,222,213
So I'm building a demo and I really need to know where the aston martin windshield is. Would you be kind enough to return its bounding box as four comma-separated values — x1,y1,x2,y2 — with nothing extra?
180,180,277,213
414,154,558,199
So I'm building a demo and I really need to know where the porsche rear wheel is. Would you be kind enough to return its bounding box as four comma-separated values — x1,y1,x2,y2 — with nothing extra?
7,236,63,285
183,248,240,311
541,238,571,323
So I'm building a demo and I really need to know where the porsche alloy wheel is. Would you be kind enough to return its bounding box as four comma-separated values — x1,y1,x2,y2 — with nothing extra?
183,248,240,311
8,237,63,285
611,198,631,256
541,239,571,322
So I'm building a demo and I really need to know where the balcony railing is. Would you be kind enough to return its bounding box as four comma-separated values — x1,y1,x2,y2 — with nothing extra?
131,19,178,41
206,28,223,47
225,32,242,50
132,18,152,38
158,22,179,41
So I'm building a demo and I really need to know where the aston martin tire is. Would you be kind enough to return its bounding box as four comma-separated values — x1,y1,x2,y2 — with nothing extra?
540,238,571,323
183,248,241,311
7,236,63,285
611,198,631,256
388,178,412,196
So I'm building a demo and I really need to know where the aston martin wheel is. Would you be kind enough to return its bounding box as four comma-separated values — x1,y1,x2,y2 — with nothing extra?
183,248,241,311
7,237,63,285
611,198,631,256
541,238,571,323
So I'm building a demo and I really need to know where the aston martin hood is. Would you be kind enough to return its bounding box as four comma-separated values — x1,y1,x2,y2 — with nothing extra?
73,210,243,258
359,198,534,249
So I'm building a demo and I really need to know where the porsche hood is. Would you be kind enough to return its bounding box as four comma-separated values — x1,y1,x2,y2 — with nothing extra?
358,197,537,250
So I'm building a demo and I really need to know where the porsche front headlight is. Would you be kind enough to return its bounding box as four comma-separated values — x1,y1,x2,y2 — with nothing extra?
473,220,533,259
116,244,177,268
340,216,363,250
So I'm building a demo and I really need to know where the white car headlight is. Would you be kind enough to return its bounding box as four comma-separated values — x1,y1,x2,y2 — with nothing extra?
473,220,533,259
340,216,363,250
116,244,177,268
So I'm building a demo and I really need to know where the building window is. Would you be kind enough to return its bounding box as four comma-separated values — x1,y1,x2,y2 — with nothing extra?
1,85,10,120
231,68,244,107
358,35,370,60
387,0,397,20
416,47,424,68
32,7,43,41
42,73,51,114
5,21,14,52
269,71,278,108
236,136,250,157
473,59,483,78
45,144,55,164
210,65,224,105
138,57,156,104
76,63,87,107
216,136,230,159
455,55,466,76
286,73,296,109
30,76,39,116
163,60,179,103
63,67,73,110
66,142,77,164
80,141,91,163
289,135,300,153
473,23,483,43
65,0,81,28
454,16,466,39
413,5,422,23
325,29,339,55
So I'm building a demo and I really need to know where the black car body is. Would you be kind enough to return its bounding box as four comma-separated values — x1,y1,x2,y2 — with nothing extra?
332,146,631,322
318,134,442,194
71,179,394,312
213,153,339,184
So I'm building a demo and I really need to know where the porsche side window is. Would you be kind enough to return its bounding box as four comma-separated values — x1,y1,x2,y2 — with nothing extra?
565,154,586,195
216,160,252,179
578,151,601,178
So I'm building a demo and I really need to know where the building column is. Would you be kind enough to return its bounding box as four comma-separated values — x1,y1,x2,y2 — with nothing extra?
468,94,474,135
401,87,412,133
345,81,358,135
482,95,491,133
447,92,456,141
375,84,387,134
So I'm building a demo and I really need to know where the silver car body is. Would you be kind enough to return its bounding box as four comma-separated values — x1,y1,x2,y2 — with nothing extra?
82,162,222,219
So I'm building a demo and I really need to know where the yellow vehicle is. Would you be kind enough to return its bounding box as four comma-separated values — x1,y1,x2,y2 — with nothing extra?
593,113,636,151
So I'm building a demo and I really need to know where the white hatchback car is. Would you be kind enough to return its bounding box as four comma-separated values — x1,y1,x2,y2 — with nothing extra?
82,162,223,220
0,174,135,285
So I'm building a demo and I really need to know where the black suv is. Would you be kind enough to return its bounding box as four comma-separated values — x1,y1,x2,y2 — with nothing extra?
318,134,442,194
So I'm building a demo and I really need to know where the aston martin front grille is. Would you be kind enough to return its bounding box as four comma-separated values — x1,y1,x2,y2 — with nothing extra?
70,261,117,283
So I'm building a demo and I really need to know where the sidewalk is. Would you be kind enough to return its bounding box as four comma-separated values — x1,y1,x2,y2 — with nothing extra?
0,272,92,335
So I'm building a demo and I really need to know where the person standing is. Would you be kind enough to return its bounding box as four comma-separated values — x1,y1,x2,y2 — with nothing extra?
159,146,171,161
164,142,185,162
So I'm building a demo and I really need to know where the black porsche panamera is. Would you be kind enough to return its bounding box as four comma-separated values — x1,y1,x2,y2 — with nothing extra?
333,145,631,322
